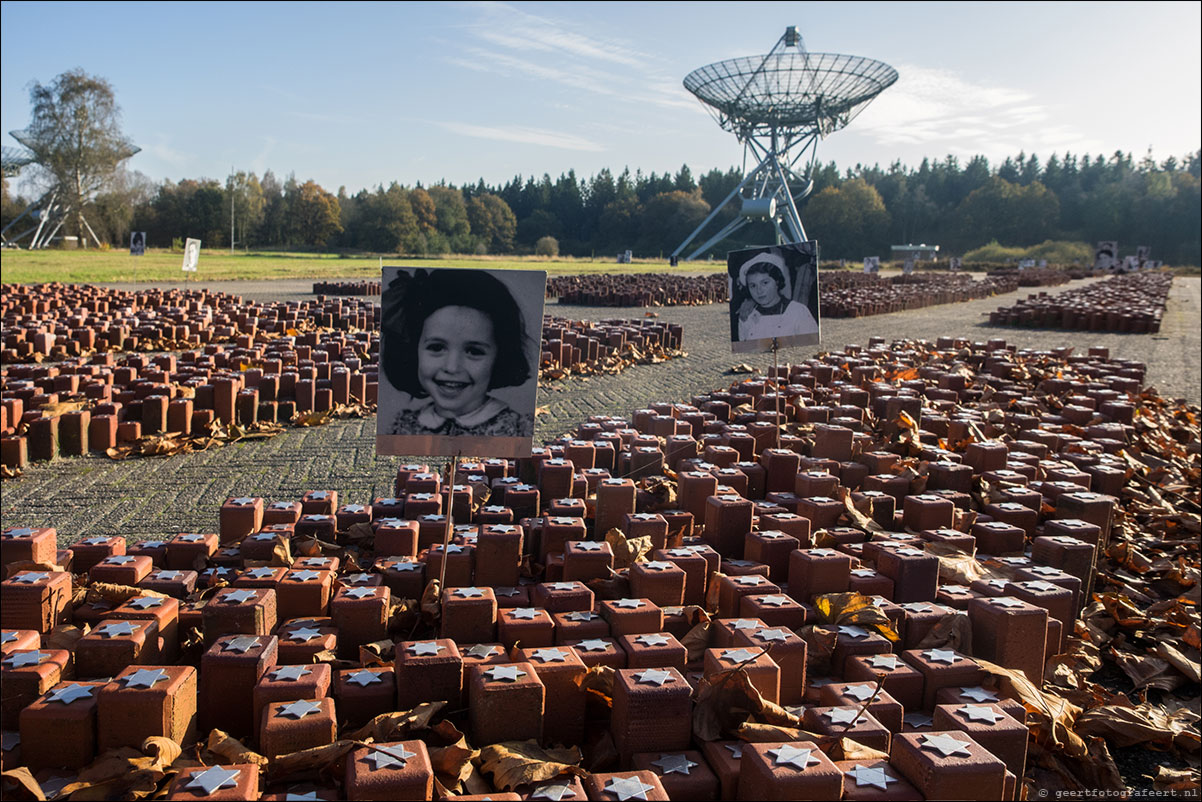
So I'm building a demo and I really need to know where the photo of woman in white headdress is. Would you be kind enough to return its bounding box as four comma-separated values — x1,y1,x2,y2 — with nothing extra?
728,242,820,353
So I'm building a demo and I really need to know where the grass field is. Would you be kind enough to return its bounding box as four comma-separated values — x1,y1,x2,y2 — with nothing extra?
0,248,723,284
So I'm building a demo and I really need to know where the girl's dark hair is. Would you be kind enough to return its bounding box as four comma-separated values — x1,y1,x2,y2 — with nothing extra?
745,261,787,293
381,269,532,397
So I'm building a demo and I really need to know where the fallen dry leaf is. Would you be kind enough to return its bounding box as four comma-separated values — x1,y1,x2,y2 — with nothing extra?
203,730,268,767
475,741,584,790
344,702,447,742
0,767,46,801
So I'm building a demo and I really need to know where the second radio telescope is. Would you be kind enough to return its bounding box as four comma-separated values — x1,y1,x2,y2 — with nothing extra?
673,26,897,261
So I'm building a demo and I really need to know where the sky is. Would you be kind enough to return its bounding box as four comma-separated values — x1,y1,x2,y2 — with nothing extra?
2,1,1200,195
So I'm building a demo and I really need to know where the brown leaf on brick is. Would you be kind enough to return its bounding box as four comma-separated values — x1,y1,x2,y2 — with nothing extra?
203,729,268,767
345,702,447,742
574,664,615,706
475,740,584,790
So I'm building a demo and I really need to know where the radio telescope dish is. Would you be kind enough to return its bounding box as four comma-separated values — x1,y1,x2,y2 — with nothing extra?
673,26,897,261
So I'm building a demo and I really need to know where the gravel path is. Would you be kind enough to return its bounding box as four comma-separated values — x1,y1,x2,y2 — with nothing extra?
4,275,1197,545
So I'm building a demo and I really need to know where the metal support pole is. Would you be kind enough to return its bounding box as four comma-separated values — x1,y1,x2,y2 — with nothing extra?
438,453,461,592
772,338,780,449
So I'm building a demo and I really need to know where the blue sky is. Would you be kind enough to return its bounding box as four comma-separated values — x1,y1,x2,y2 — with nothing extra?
2,1,1199,195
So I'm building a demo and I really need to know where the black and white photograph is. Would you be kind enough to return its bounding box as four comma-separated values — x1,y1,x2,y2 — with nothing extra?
181,237,201,272
376,266,546,459
727,242,821,354
1094,240,1118,271
129,231,146,256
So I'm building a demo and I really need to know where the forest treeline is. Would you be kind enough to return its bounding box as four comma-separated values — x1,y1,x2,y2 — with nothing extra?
3,148,1199,264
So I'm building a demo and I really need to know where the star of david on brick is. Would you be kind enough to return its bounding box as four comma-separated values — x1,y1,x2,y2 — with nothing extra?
186,766,242,795
1023,580,1061,593
220,589,259,604
46,683,96,705
574,639,609,652
361,743,415,770
651,753,697,775
284,626,322,643
270,665,313,682
484,665,526,683
866,654,901,670
122,668,170,688
4,651,50,668
842,683,878,702
531,648,568,663
769,744,820,770
721,648,760,664
920,732,973,757
529,781,577,800
345,670,384,687
276,700,322,719
94,621,140,638
923,648,961,664
847,764,897,791
957,704,1005,724
635,634,670,647
633,669,674,686
824,707,867,724
603,776,656,801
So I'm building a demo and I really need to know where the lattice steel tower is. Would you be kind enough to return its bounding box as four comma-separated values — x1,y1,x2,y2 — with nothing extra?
673,26,897,261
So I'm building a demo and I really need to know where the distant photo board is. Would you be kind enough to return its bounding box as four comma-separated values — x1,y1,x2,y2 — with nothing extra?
728,242,820,354
1094,241,1117,271
181,238,201,272
376,266,546,459
949,256,962,271
130,231,146,256
863,256,880,273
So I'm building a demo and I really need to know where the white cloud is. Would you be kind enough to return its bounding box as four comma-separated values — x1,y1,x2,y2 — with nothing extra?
144,136,193,169
851,63,1106,162
439,121,605,152
448,2,692,115
248,136,277,177
469,2,649,68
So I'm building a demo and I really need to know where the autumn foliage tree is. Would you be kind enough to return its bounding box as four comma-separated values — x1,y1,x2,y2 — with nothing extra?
290,180,342,248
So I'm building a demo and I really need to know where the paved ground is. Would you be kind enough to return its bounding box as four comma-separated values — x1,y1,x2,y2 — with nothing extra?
3,276,1198,545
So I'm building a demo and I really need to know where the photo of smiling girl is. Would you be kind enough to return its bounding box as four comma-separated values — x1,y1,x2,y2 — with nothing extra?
728,242,821,354
377,267,546,457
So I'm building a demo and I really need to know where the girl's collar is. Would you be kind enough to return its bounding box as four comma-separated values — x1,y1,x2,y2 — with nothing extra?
756,298,788,316
415,396,506,429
